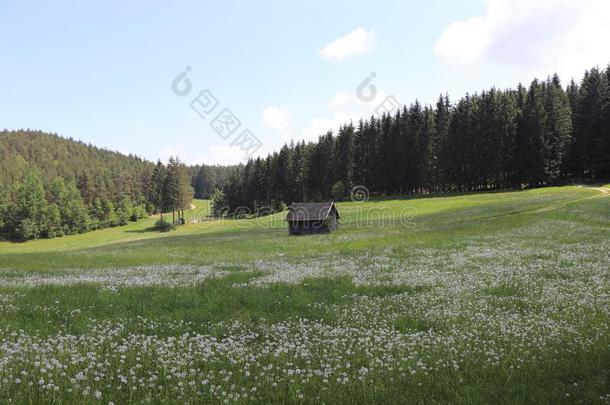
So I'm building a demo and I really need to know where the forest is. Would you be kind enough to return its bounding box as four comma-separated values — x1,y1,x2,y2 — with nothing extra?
0,131,231,240
1,66,609,239
217,67,610,213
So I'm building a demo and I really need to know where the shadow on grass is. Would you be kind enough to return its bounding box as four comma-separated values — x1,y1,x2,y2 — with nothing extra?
123,226,160,234
348,182,601,204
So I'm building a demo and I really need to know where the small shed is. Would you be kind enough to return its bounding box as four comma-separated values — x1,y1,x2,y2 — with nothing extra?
286,202,340,235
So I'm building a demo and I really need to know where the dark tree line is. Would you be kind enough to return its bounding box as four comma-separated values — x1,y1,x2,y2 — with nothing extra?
0,131,192,240
148,157,193,224
189,164,239,199
2,65,609,234
219,66,610,213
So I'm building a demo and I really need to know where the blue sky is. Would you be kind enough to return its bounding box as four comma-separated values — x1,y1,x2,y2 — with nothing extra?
1,0,609,164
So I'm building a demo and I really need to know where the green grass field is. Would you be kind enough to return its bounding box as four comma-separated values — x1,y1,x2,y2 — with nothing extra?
0,185,609,404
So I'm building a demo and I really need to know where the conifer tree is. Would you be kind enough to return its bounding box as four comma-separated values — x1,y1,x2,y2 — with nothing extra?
149,160,166,221
175,159,193,222
335,124,354,190
434,94,451,192
542,74,572,183
516,80,547,186
572,68,604,177
593,66,610,178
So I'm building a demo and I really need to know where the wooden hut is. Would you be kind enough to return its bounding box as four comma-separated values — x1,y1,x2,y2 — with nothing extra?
286,202,339,235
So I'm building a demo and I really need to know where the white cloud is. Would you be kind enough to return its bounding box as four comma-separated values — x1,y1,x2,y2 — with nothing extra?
262,83,399,144
318,27,377,62
302,112,357,141
434,17,491,64
434,0,610,79
327,91,353,110
260,98,361,143
302,88,395,141
197,145,266,165
262,106,292,131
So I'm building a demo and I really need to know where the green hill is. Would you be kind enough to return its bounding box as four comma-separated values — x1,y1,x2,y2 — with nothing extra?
0,129,153,193
0,185,609,403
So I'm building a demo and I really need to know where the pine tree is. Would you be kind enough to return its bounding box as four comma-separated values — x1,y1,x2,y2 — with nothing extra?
252,157,268,210
420,106,436,191
497,90,518,188
271,146,291,206
572,68,604,177
193,166,209,199
516,80,547,186
352,120,369,189
446,94,478,191
335,124,354,189
148,160,166,221
288,141,306,203
408,101,425,193
479,91,494,188
382,110,402,194
434,94,451,192
163,157,192,223
210,188,227,217
593,66,610,178
175,159,193,222
76,171,95,205
305,135,331,201
542,74,572,183
377,113,393,194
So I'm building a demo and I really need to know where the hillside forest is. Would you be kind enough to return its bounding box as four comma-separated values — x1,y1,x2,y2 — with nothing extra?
1,66,609,240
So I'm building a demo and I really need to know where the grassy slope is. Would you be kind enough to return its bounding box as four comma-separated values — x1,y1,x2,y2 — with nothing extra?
0,185,605,271
0,185,609,404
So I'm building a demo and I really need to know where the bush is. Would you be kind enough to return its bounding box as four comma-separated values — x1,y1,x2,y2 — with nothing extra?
210,188,227,217
331,181,347,201
130,205,148,221
154,218,175,232
16,218,40,240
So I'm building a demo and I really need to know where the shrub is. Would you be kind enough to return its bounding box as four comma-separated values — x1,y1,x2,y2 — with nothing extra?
16,218,40,240
130,205,148,222
154,218,175,232
331,181,347,201
210,188,227,217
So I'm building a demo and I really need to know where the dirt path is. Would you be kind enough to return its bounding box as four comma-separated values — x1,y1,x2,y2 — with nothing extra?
528,185,609,214
586,186,610,196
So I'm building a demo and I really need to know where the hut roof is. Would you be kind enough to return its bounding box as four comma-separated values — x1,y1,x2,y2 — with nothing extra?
286,202,339,221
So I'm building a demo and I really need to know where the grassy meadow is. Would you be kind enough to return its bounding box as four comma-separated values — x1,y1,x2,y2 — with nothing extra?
0,185,609,404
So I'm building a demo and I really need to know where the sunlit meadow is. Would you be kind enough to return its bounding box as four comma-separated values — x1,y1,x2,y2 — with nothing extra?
0,185,609,404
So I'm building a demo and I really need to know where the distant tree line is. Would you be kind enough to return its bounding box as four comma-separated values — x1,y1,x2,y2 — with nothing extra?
148,157,193,224
189,164,239,199
2,65,609,234
218,66,610,213
0,131,193,240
